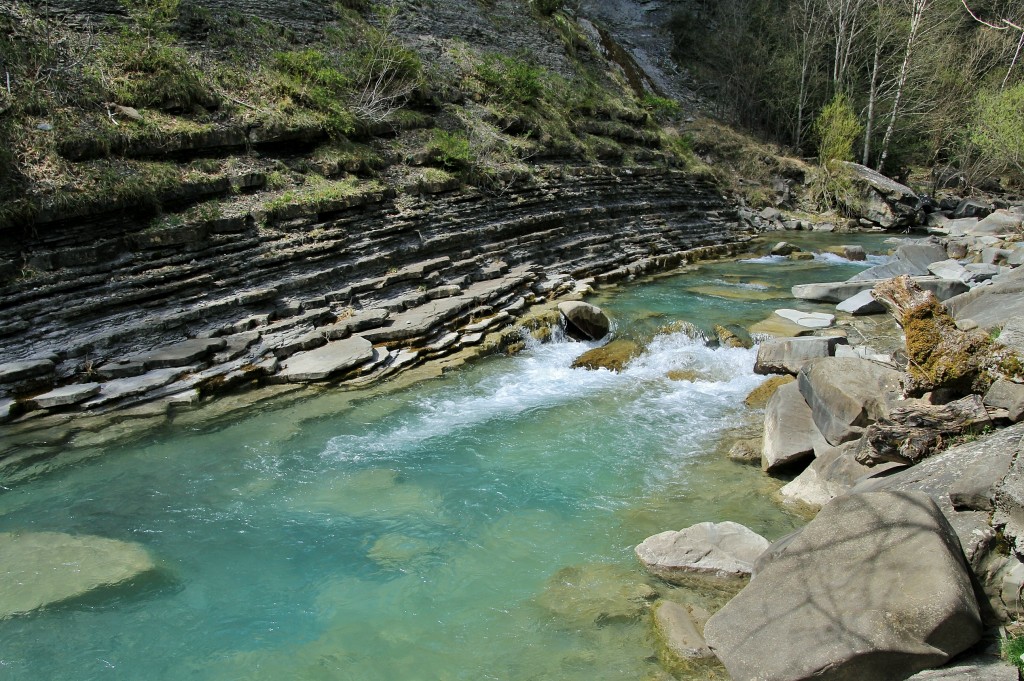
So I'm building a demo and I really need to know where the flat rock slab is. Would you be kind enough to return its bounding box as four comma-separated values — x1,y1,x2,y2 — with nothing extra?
635,521,769,587
0,532,155,619
0,359,54,384
704,492,983,681
30,382,101,409
277,336,375,382
904,654,1020,681
754,336,847,375
969,209,1023,236
774,308,834,329
83,368,188,409
134,338,226,370
793,277,968,303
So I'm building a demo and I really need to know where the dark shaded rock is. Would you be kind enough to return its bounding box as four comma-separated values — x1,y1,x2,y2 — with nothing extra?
704,492,983,681
558,301,610,341
0,359,54,384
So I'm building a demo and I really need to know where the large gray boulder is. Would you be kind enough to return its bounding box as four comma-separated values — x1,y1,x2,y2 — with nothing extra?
762,381,818,473
704,492,983,681
557,301,610,341
635,521,769,588
851,422,1024,573
969,209,1023,236
797,357,903,446
839,162,921,228
754,336,848,376
0,532,156,619
944,266,1024,330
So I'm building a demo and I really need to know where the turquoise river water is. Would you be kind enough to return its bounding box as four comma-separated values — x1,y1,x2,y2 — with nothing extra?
0,233,892,680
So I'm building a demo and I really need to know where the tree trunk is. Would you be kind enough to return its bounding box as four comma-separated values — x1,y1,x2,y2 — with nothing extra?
877,0,930,173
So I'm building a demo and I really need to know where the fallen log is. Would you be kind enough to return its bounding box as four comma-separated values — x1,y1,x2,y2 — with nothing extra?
872,276,1004,396
856,394,992,466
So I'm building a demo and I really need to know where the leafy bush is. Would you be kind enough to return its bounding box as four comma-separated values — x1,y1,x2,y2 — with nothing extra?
427,130,475,170
476,54,544,105
972,83,1024,184
274,49,356,137
640,94,681,120
814,93,861,164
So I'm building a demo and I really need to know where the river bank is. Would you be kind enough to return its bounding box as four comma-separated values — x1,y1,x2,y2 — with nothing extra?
631,209,1024,679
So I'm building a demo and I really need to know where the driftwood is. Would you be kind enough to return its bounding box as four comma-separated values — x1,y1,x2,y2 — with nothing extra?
872,276,995,396
856,394,991,466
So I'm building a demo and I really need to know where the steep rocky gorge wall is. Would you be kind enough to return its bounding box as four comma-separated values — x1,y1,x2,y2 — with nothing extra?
0,166,736,369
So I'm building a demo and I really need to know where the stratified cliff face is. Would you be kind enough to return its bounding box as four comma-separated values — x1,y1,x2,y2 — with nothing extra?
0,0,742,434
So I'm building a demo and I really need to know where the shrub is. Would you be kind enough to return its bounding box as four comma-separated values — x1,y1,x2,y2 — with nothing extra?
477,54,544,105
427,130,475,170
814,93,861,164
971,83,1024,184
640,94,681,120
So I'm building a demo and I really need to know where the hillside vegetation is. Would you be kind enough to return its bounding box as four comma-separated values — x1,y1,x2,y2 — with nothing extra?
669,0,1024,190
0,0,702,243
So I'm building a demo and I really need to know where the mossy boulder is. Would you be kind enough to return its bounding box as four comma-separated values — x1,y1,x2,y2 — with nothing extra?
743,375,795,408
571,339,641,371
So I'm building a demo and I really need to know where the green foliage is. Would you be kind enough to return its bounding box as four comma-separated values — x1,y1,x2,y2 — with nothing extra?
971,83,1024,183
814,93,861,164
640,94,681,120
101,38,211,109
273,49,357,137
427,130,475,170
476,54,544,105
1003,634,1024,673
120,0,180,39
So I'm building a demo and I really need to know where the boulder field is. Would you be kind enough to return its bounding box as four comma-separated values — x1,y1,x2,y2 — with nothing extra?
635,224,1024,680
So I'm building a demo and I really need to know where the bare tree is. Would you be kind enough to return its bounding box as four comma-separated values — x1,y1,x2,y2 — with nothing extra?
960,0,1024,88
790,0,827,152
825,0,870,91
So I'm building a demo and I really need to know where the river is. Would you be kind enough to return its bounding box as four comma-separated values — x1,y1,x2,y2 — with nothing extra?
0,232,893,680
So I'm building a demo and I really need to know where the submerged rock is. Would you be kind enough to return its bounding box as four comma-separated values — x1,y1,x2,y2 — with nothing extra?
652,600,715,674
635,521,769,588
0,532,156,619
704,492,983,681
536,562,657,627
743,375,795,409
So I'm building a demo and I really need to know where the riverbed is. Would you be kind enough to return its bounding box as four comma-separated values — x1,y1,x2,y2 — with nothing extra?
0,232,893,680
